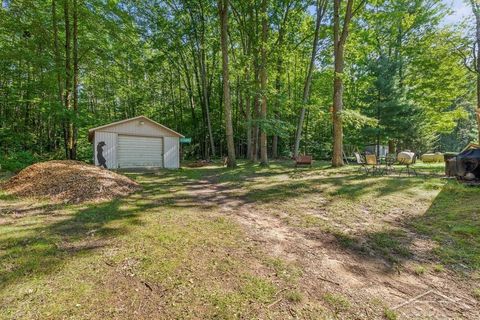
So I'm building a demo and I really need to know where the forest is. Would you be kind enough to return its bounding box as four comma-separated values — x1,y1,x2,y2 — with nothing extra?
1,0,480,169
3,1,480,318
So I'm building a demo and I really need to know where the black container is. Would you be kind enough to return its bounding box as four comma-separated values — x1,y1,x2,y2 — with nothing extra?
456,148,480,179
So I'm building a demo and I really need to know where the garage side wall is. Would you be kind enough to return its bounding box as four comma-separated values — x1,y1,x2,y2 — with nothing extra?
94,132,117,169
164,137,180,169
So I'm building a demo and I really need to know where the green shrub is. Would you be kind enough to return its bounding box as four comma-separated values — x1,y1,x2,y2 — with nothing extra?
0,151,37,172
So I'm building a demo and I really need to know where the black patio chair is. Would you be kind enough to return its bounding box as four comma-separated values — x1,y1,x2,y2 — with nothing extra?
383,153,397,175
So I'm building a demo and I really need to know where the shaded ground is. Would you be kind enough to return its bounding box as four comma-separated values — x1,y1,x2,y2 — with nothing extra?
0,161,479,319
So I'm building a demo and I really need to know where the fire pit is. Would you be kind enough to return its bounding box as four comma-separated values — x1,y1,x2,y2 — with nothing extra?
448,144,480,184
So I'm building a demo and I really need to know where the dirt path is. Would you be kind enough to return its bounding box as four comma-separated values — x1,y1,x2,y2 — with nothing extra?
186,178,479,319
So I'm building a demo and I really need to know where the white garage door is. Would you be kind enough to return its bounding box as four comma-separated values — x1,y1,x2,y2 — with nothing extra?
118,135,163,168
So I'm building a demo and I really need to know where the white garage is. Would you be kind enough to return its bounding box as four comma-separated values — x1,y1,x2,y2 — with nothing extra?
88,116,184,169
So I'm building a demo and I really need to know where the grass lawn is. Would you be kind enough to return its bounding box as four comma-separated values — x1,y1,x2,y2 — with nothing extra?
1,160,479,319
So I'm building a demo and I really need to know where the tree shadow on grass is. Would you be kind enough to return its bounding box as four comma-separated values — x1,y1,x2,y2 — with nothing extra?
409,181,480,271
0,195,161,291
325,181,480,272
124,164,430,218
238,174,424,205
0,163,458,293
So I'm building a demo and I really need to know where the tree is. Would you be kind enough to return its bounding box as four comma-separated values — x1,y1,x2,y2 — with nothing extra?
293,0,327,159
64,0,74,159
332,0,363,167
259,0,269,165
469,0,480,143
219,0,236,167
73,0,79,160
0,0,475,167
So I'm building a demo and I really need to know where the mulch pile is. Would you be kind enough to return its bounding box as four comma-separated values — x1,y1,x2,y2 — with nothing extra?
1,160,140,204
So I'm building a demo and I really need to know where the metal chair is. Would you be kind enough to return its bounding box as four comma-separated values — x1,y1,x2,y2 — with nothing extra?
354,152,370,175
365,154,382,175
383,153,397,175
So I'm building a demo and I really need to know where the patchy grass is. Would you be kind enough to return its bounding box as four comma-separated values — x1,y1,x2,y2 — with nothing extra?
1,160,479,319
286,290,303,303
383,307,398,320
473,288,480,301
411,182,480,270
432,264,445,273
323,292,351,314
265,257,302,282
0,171,286,318
413,264,427,276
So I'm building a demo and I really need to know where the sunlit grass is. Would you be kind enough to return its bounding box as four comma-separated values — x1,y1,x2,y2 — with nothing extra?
1,160,479,318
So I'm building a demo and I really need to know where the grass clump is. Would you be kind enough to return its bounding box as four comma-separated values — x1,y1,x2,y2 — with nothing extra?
286,290,303,303
433,264,445,273
383,307,398,320
266,258,302,282
473,288,480,301
413,265,427,276
241,275,277,303
323,292,350,314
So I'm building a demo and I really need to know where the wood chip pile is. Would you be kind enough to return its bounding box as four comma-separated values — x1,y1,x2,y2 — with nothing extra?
1,160,140,204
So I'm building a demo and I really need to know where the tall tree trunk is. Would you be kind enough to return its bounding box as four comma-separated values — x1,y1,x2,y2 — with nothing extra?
259,0,268,165
332,0,356,167
201,60,215,158
52,0,63,155
251,50,260,162
187,5,214,159
219,0,236,167
64,0,73,159
473,0,480,142
294,0,326,158
72,0,79,160
272,2,293,159
245,65,252,159
272,49,280,158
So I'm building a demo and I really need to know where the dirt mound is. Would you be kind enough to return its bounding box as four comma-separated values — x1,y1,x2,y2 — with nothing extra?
1,160,140,204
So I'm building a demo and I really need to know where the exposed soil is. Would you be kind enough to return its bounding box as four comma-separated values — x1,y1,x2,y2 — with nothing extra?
187,177,480,319
1,160,139,204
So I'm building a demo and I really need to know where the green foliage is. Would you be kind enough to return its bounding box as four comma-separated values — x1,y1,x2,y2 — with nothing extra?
0,0,476,162
0,151,37,173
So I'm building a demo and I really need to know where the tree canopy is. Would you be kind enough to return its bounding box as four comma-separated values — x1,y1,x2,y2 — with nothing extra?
0,0,478,169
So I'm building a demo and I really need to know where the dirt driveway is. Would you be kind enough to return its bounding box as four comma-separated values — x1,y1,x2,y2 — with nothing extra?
185,171,479,319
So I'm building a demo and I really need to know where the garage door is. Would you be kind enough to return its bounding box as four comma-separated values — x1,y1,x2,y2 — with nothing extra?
118,135,163,168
